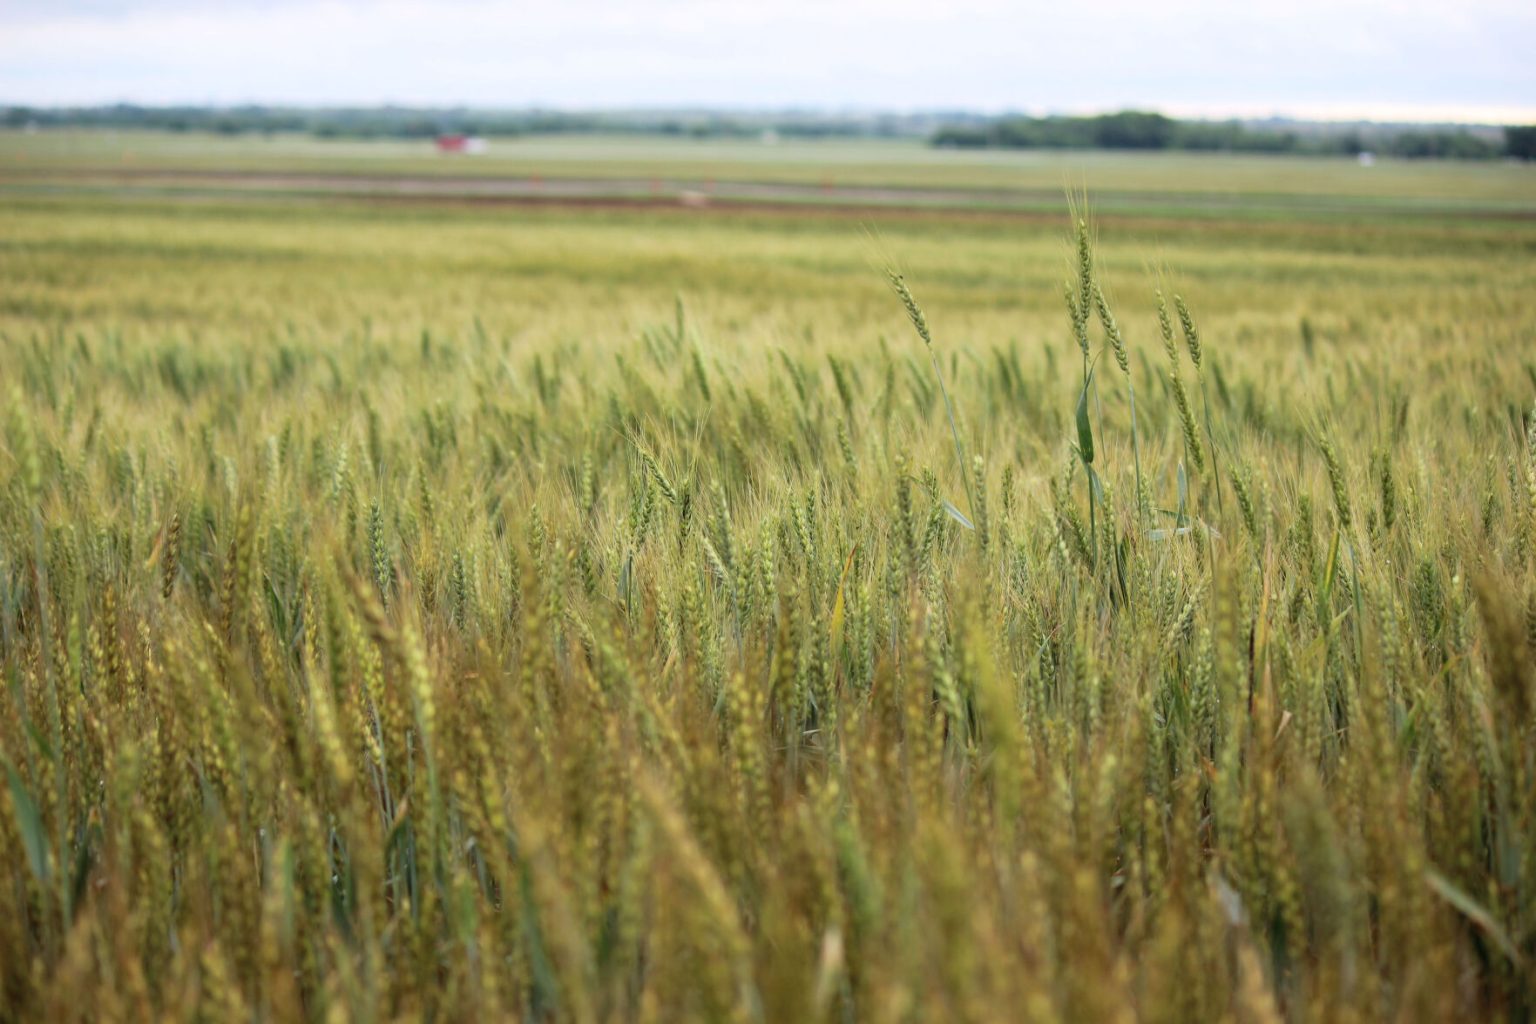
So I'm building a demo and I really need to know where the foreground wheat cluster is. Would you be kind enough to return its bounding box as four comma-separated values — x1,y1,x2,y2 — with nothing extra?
2,219,1534,1022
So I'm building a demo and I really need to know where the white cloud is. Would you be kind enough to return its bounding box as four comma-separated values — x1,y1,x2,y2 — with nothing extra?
0,0,1532,120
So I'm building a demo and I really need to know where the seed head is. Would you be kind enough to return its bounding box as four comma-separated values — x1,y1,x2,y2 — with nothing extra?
1174,294,1202,370
887,271,933,348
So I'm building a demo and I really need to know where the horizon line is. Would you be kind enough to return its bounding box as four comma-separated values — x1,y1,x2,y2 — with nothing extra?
6,100,1536,129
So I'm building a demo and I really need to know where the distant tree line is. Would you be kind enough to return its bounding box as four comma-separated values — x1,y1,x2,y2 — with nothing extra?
931,110,1533,160
0,104,935,140
1507,126,1536,161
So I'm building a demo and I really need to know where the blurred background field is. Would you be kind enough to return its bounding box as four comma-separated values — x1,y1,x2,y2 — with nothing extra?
3,130,1534,347
6,130,1536,207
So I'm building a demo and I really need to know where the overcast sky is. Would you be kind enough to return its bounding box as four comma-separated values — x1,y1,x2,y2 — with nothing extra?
1,0,1532,122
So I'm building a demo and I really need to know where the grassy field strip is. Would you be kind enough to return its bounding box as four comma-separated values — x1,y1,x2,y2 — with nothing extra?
3,169,1534,224
5,130,1536,201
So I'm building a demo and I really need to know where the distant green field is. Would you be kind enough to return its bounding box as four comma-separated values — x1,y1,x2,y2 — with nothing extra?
2,130,1533,347
4,130,1535,218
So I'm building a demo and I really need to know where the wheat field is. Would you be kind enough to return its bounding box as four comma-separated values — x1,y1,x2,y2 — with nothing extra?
1,145,1535,1021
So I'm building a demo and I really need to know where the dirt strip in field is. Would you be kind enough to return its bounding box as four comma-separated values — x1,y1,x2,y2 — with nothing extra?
5,166,1531,222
